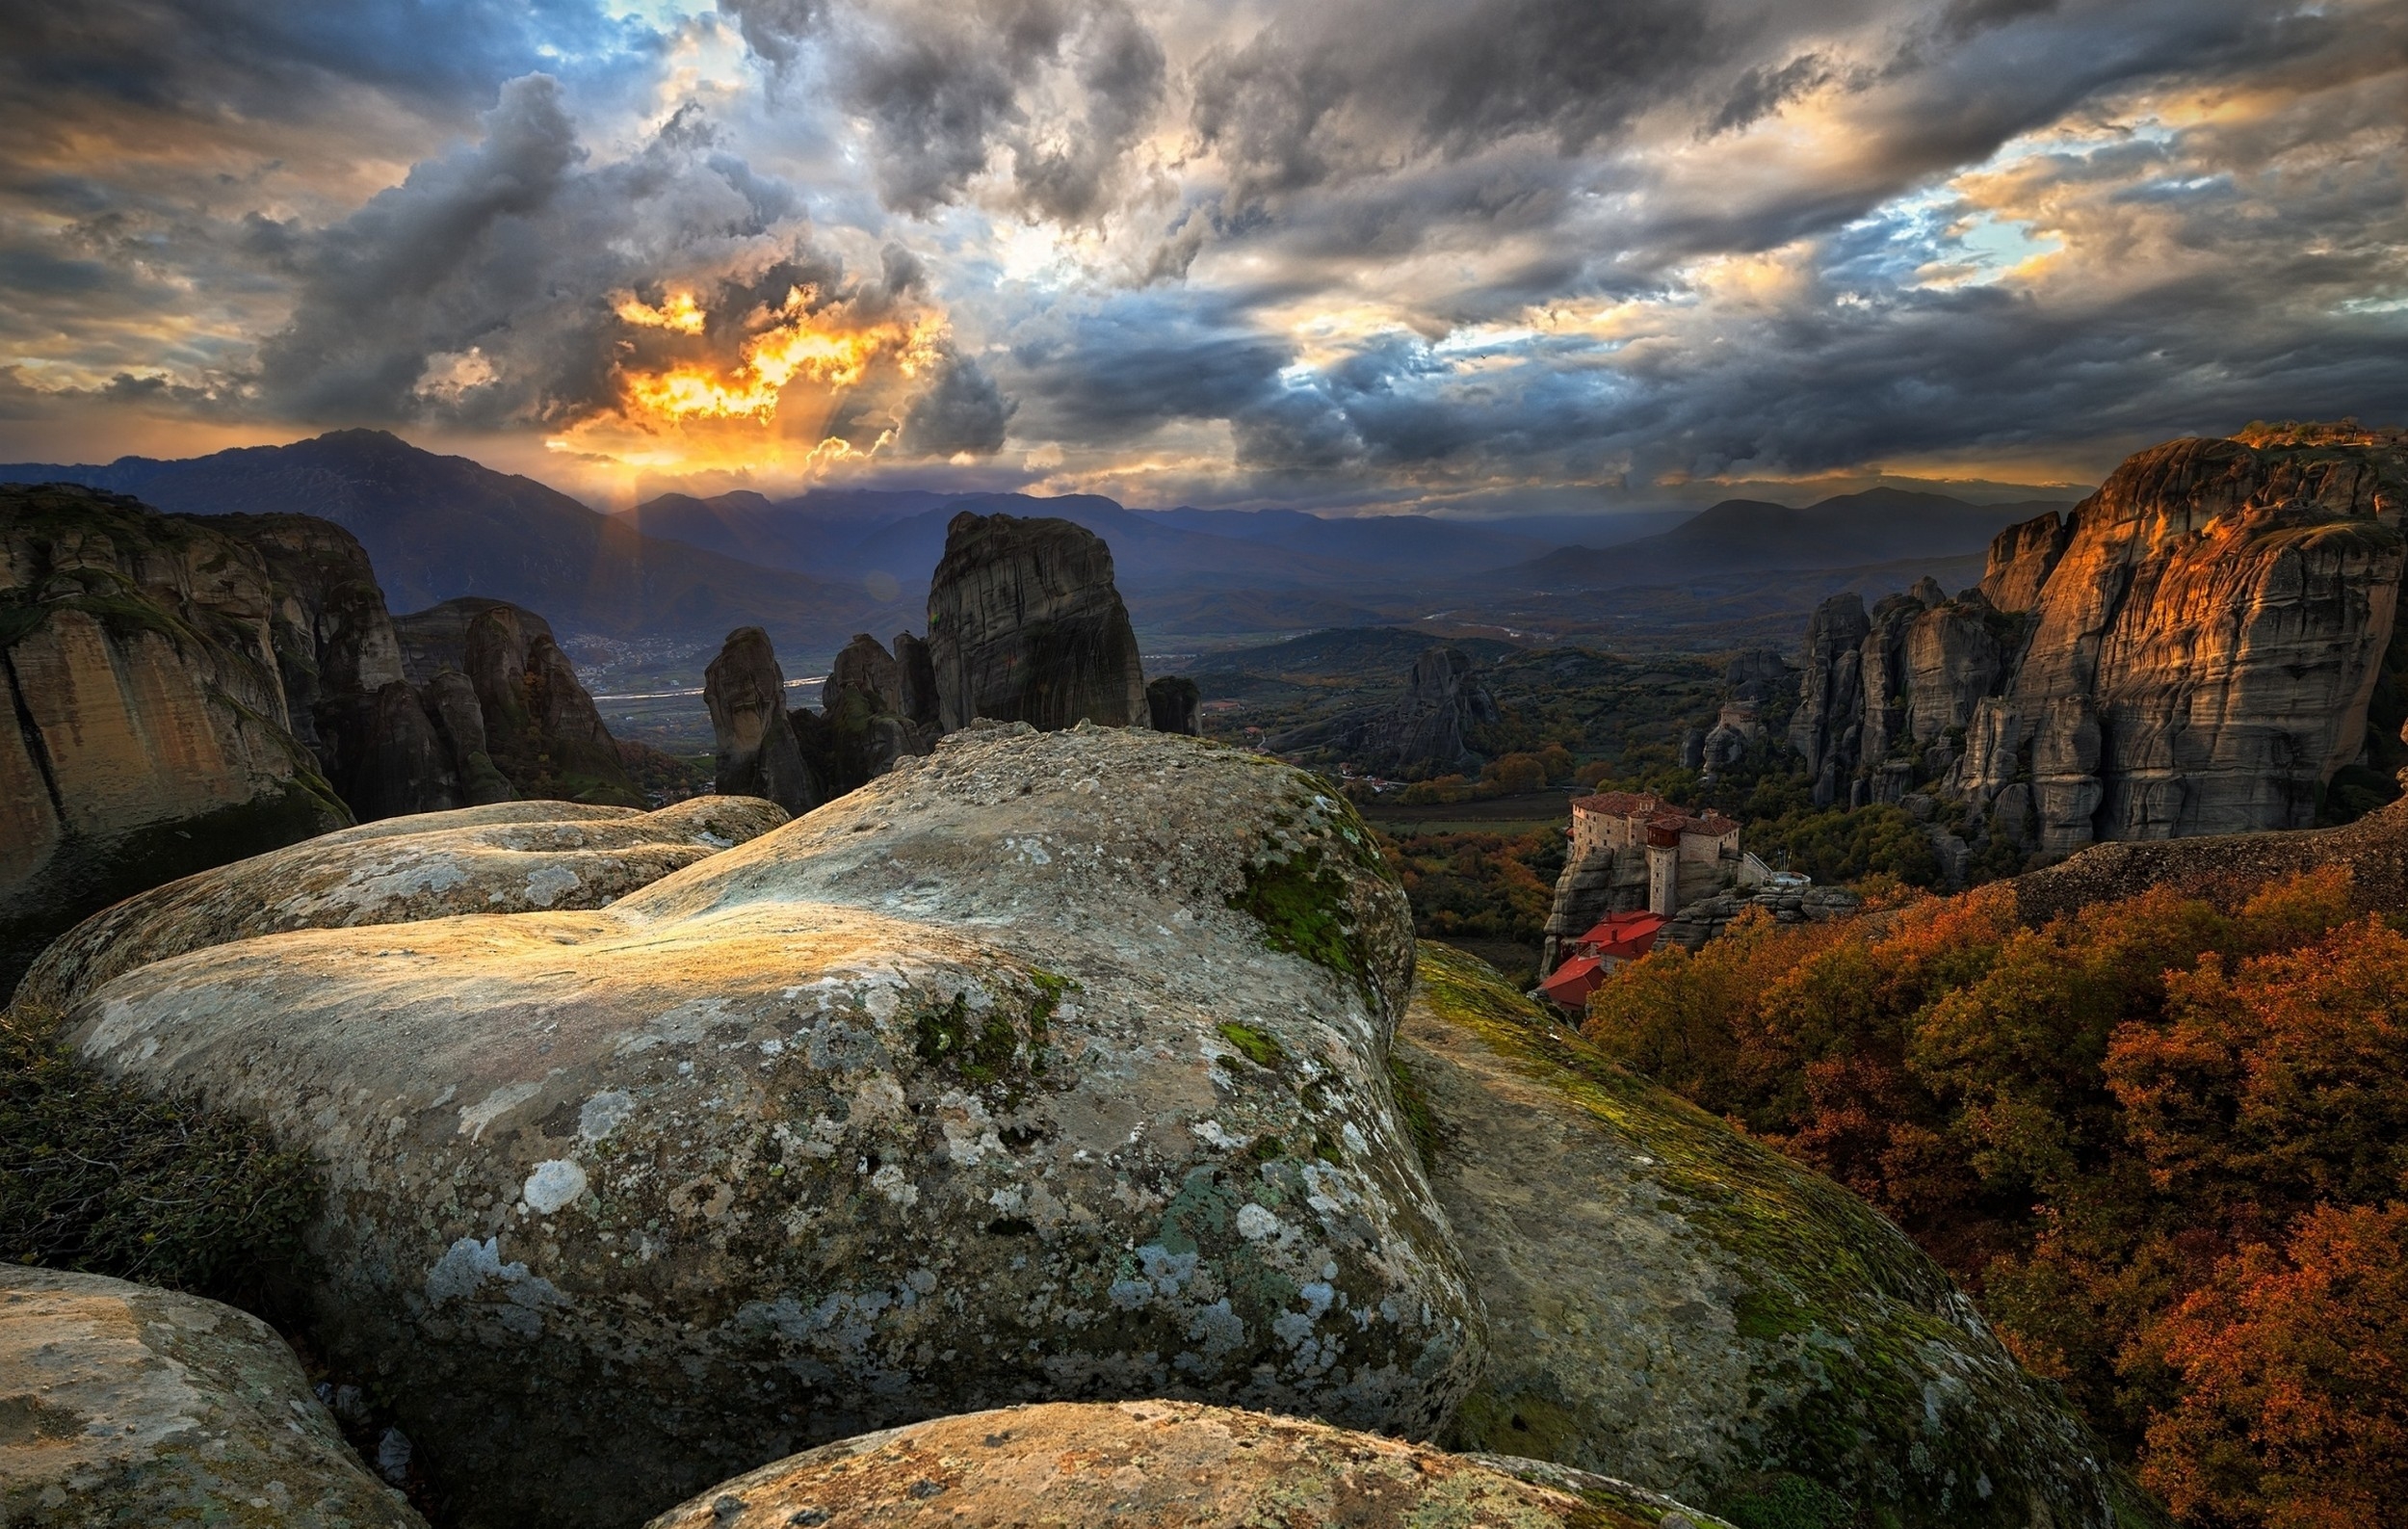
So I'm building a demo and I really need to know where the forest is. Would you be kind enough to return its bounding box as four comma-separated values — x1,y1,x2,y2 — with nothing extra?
1583,868,2408,1528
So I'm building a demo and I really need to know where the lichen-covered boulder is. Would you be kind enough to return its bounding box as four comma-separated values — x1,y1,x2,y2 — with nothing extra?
0,1265,425,1529
643,1401,1734,1529
62,725,1478,1529
1401,942,2131,1528
19,796,789,1010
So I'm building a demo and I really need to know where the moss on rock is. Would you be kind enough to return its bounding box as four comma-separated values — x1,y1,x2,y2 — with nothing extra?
1405,940,2134,1529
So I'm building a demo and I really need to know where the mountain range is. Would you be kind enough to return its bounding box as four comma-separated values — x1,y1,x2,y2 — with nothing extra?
4,430,2074,658
1479,488,2073,591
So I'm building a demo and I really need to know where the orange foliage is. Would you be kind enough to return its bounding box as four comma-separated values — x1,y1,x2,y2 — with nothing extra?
2141,1203,2408,1529
1583,866,2408,1525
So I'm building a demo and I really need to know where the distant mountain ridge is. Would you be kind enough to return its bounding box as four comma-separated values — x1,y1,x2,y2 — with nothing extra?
1481,488,2077,591
0,430,910,659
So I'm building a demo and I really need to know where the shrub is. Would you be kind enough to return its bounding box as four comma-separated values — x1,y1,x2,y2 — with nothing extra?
0,1003,319,1301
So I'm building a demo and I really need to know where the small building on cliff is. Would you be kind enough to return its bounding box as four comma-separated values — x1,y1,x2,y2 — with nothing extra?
1539,791,1748,971
1537,910,1668,1011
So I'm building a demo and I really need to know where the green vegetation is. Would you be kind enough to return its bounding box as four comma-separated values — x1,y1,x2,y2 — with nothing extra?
1228,847,1367,991
1,1003,320,1302
1215,1020,1286,1068
1418,942,2113,1528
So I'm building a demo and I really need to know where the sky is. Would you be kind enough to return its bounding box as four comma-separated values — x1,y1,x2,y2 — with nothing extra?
2,0,2403,514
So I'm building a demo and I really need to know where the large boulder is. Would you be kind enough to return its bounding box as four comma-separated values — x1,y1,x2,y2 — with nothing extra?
18,796,789,1011
0,1265,425,1529
643,1401,1735,1529
61,725,1476,1529
925,512,1148,731
1401,943,2133,1528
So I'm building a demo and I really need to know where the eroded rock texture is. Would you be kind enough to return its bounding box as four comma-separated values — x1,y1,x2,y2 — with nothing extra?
1791,426,2408,850
0,484,351,993
926,512,1147,731
643,1401,1734,1529
0,1265,426,1529
1401,945,2127,1528
64,726,1471,1529
18,796,787,1011
1268,646,1502,776
1148,674,1202,735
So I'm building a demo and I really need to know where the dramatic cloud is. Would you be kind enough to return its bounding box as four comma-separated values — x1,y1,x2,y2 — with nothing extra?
1,0,2402,505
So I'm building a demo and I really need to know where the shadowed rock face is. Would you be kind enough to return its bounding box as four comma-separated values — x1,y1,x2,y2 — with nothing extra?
1401,944,2131,1529
1792,426,2408,845
0,1266,427,1529
1148,674,1201,735
64,727,1465,1529
0,484,351,994
703,625,822,815
892,630,940,729
466,605,643,808
642,1401,1736,1529
925,512,1147,731
1268,646,1502,776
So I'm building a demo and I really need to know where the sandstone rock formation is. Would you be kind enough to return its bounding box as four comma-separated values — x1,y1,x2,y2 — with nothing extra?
1698,647,1790,778
18,796,787,1011
704,625,822,815
2006,787,2408,926
926,512,1147,730
0,484,352,994
827,632,905,715
62,726,1468,1529
462,603,643,808
892,630,940,730
1268,646,1503,776
642,1400,1736,1529
1400,944,2126,1527
0,1265,426,1529
1148,674,1202,735
1789,426,2408,855
391,595,553,685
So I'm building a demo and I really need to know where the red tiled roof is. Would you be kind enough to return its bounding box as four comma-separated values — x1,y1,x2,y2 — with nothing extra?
1537,955,1605,1009
1574,792,1741,841
1573,911,1666,960
1571,790,1664,817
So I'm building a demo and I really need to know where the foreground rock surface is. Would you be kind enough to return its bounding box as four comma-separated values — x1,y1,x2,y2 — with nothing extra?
19,796,788,1011
65,726,1474,1529
0,1265,425,1529
648,1400,1734,1529
1401,943,2130,1528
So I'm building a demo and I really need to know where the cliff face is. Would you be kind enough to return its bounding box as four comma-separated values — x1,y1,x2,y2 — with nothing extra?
1791,426,2408,854
0,484,350,992
1267,646,1503,776
926,512,1147,731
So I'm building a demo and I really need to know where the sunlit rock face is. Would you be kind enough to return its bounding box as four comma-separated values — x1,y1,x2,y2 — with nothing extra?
0,484,352,995
925,512,1148,731
63,725,1474,1529
641,1400,1736,1529
1793,426,2408,849
0,1266,427,1529
18,796,788,1012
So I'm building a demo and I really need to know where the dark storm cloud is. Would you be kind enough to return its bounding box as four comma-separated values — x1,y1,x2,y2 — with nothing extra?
720,0,1165,221
0,0,656,142
899,344,1012,456
246,74,989,457
1189,0,1714,212
1003,291,1290,442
